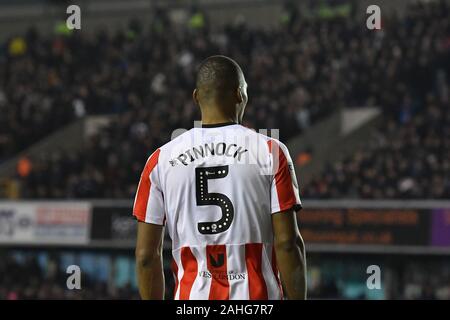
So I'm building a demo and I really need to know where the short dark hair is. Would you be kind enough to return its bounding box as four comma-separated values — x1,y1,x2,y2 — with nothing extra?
196,55,243,100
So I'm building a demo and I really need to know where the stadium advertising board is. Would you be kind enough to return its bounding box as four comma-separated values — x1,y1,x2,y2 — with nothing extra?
431,209,450,246
0,202,91,245
89,202,450,251
90,205,136,243
1,201,449,250
299,207,450,248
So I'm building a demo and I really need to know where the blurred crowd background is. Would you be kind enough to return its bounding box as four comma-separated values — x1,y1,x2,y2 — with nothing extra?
1,249,450,300
0,0,449,300
0,0,447,199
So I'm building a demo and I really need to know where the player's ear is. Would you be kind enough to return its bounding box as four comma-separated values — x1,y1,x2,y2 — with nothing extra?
237,86,248,107
236,87,243,104
193,89,199,105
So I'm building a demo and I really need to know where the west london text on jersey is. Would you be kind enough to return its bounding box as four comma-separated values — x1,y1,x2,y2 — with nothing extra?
198,270,247,280
169,142,248,166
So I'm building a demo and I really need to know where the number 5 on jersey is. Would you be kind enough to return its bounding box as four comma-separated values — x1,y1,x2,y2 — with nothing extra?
195,166,235,235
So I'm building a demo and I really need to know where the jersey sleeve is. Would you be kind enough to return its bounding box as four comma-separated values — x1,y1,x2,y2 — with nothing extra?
268,140,302,214
133,149,165,225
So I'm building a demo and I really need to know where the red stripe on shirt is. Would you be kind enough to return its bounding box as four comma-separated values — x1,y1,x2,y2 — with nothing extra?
271,246,284,299
179,247,198,300
171,258,179,299
267,140,296,211
245,243,268,300
133,149,161,221
206,245,229,300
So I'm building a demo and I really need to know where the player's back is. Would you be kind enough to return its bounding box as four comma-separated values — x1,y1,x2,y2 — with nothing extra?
133,123,301,300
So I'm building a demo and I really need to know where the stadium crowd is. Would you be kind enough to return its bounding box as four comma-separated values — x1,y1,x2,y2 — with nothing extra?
304,90,450,199
303,0,450,199
0,252,140,299
0,0,449,199
1,250,449,300
302,1,450,199
0,2,340,163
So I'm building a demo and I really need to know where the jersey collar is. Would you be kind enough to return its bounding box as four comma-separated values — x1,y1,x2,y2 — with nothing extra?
201,122,238,128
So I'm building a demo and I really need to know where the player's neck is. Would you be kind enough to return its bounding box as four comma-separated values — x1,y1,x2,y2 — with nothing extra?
201,117,238,126
200,107,238,126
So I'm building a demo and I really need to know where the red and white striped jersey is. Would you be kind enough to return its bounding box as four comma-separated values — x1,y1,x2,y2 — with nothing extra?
133,123,301,300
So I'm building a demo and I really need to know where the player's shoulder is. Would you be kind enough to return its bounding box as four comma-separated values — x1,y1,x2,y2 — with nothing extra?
241,127,288,151
159,128,196,152
235,125,272,142
140,129,195,167
263,136,293,162
233,125,293,157
267,137,289,151
152,128,200,166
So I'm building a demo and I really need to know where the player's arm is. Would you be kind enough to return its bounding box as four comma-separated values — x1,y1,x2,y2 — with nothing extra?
272,209,307,300
268,140,306,299
133,149,165,300
135,221,165,300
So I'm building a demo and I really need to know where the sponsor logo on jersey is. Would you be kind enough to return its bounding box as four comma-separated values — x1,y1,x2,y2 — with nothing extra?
198,270,247,281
